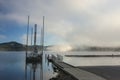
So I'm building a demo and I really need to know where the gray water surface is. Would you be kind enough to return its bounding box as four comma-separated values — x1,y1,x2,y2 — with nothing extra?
0,51,56,80
0,51,120,80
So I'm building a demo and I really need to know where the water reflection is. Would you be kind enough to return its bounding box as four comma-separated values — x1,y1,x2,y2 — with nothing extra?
0,52,64,80
25,52,58,80
25,54,43,80
0,52,25,80
1,51,120,80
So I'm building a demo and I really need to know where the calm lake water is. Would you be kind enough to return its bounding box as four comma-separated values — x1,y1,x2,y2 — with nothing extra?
63,51,120,66
0,51,120,80
0,51,56,80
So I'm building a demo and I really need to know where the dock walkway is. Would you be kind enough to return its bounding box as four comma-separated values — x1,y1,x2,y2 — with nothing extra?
50,55,107,80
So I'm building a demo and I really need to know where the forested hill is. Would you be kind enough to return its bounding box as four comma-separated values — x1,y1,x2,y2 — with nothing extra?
0,41,25,51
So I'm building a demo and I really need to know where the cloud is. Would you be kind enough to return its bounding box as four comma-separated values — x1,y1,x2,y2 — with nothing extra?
0,35,6,41
1,0,120,46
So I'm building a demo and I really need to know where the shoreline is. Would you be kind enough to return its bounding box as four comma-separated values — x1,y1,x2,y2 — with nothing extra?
65,54,120,57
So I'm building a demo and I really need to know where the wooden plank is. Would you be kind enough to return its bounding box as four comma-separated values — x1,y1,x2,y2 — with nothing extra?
64,68,106,80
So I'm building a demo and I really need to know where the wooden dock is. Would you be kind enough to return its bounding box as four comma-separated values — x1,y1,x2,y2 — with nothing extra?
50,55,107,80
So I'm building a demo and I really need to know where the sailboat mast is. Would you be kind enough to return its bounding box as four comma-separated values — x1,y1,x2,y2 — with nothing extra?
26,16,30,55
34,24,38,54
31,27,33,46
42,16,45,55
34,24,37,46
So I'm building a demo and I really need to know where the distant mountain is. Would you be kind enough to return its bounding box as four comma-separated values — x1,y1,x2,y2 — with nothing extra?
0,41,25,51
0,41,47,51
1,41,120,51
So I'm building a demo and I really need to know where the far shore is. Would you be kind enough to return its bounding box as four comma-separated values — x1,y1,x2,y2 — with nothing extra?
65,54,120,57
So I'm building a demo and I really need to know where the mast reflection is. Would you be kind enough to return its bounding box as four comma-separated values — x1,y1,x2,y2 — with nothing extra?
25,55,43,80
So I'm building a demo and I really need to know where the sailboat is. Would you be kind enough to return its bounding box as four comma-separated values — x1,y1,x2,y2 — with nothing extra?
26,24,42,63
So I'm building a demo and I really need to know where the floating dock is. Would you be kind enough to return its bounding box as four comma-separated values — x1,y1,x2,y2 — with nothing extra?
49,55,107,80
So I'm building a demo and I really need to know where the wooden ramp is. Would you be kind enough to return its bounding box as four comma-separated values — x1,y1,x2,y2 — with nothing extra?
50,56,107,80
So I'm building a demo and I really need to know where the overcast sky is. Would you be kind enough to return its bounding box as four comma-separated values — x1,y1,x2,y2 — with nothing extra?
0,0,120,46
